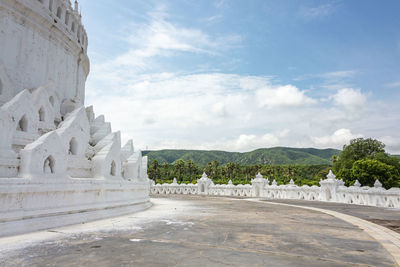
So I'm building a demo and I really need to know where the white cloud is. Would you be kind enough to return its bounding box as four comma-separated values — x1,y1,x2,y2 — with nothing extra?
319,70,357,79
386,81,400,88
87,67,400,152
330,88,367,110
379,136,400,154
138,132,281,152
294,70,357,91
299,3,338,20
202,14,223,24
85,5,400,153
256,85,316,108
96,5,240,73
86,73,320,151
227,133,280,152
214,0,229,9
312,129,363,148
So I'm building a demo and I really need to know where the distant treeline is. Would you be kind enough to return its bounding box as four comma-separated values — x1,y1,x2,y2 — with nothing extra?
148,159,331,186
148,138,400,189
143,147,340,166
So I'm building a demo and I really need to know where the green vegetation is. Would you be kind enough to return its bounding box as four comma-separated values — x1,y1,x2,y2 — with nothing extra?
332,138,400,189
147,141,400,188
148,158,331,186
143,147,340,166
145,147,340,186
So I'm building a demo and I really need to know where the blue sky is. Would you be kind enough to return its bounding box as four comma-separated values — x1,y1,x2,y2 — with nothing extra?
78,0,400,153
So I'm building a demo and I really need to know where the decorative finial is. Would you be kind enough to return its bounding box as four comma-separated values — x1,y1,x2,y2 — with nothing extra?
272,179,277,186
289,179,295,185
326,170,336,180
374,179,382,188
353,180,361,187
74,0,79,12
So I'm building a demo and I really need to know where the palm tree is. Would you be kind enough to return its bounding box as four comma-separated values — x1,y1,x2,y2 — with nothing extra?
186,160,198,180
149,160,160,183
161,162,170,179
212,160,219,178
174,159,185,182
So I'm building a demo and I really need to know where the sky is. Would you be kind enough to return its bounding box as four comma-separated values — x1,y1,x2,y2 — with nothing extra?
78,0,400,153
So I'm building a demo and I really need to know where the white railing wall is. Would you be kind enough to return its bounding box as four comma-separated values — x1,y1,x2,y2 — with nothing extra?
150,171,400,209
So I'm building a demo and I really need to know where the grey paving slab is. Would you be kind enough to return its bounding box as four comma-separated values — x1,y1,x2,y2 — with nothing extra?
0,195,396,266
265,199,400,233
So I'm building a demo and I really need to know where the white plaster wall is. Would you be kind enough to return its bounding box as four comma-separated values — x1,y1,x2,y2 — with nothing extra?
0,0,89,106
0,0,151,238
0,179,151,237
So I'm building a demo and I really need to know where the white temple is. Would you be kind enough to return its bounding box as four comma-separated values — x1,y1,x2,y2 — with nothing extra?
0,0,151,237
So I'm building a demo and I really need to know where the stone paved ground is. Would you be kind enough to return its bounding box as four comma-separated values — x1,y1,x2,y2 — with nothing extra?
266,199,400,234
0,195,396,266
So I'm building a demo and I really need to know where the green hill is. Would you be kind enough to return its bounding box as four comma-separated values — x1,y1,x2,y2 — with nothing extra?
143,147,340,166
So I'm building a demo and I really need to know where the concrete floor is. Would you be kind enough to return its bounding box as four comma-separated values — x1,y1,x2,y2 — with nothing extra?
0,195,397,266
267,199,400,234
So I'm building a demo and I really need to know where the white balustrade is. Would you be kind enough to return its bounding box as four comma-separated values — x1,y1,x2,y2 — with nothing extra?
150,171,400,208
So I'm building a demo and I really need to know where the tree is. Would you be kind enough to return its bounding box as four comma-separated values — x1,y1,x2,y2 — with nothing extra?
333,138,386,183
174,159,185,182
148,160,161,183
204,162,213,178
220,167,226,179
225,163,236,179
232,163,241,179
352,159,398,189
186,160,198,180
314,167,331,182
374,152,400,170
161,162,170,179
244,165,252,179
333,138,400,188
212,160,219,178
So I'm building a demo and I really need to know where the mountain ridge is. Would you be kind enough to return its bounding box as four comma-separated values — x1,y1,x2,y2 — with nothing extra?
143,147,341,166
